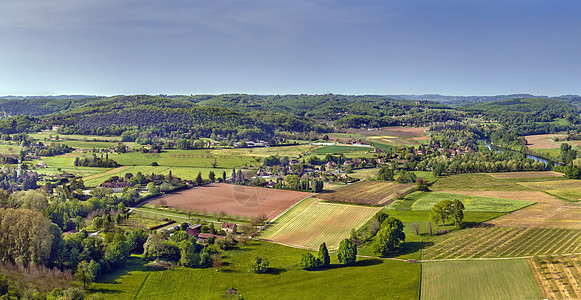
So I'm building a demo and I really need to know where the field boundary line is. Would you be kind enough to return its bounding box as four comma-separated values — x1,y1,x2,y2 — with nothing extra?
258,194,315,234
419,252,581,263
133,272,150,300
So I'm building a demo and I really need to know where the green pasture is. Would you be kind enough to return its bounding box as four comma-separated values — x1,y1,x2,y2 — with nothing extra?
82,166,234,187
411,192,534,212
91,241,420,299
110,149,256,168
349,167,380,180
308,145,372,155
29,132,123,142
421,260,540,300
216,145,316,157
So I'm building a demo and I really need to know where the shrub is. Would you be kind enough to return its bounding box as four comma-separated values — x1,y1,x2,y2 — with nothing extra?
299,253,320,270
248,257,270,274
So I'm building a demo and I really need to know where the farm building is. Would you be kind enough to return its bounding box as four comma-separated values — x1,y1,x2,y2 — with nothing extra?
221,222,237,234
197,233,224,243
185,224,203,237
101,182,132,193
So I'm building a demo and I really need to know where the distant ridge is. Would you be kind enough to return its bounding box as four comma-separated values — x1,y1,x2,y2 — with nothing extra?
0,95,97,100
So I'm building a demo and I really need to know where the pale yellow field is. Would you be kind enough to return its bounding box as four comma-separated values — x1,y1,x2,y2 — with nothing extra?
259,198,381,250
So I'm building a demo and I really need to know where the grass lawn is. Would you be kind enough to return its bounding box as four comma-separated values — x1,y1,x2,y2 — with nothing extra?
91,241,420,299
411,192,534,212
431,173,529,191
421,260,540,300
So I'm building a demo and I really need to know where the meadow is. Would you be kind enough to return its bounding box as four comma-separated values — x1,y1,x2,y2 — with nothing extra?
420,260,540,300
519,179,581,201
259,198,381,249
82,166,235,187
110,149,257,169
91,241,421,299
307,145,372,155
410,192,534,212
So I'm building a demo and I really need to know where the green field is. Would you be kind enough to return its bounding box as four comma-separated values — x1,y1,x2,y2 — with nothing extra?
421,260,540,300
219,144,316,157
91,241,421,299
259,198,381,249
431,173,529,191
349,167,380,180
308,145,372,155
410,192,534,212
82,166,235,187
423,227,581,259
110,149,256,168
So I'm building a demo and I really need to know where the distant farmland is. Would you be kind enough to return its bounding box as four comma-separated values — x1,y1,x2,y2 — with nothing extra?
149,183,311,219
318,181,415,206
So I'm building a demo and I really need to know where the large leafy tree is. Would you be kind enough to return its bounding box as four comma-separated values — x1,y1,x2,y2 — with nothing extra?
450,199,465,228
372,217,406,257
430,200,453,226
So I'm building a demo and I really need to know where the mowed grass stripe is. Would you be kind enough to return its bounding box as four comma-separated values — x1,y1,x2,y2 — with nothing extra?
421,260,540,300
260,198,381,250
499,228,557,257
535,230,578,255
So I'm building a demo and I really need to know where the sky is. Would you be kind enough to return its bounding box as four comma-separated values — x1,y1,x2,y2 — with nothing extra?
1,0,580,96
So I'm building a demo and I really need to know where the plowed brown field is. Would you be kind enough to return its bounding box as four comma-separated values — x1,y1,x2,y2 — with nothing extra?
150,183,312,219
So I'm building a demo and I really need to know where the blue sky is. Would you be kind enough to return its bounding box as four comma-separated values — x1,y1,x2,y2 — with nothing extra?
1,0,580,96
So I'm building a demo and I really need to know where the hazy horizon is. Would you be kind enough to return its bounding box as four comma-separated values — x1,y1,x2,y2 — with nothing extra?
2,1,580,96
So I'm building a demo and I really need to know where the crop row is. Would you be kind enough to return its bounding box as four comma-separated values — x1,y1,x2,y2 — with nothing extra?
423,227,581,259
530,256,581,299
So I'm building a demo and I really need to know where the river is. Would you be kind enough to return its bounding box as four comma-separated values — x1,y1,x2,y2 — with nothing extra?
483,141,552,166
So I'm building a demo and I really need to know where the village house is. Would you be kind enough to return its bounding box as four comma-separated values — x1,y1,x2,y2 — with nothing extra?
221,222,237,234
185,224,203,237
101,182,132,193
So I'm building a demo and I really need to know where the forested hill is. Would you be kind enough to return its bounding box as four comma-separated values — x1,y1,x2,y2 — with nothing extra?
170,94,450,118
463,98,578,115
0,97,102,117
43,95,328,138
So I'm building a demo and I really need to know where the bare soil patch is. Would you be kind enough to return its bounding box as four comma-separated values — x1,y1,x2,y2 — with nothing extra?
525,134,566,149
346,126,427,137
440,190,581,229
150,183,312,219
